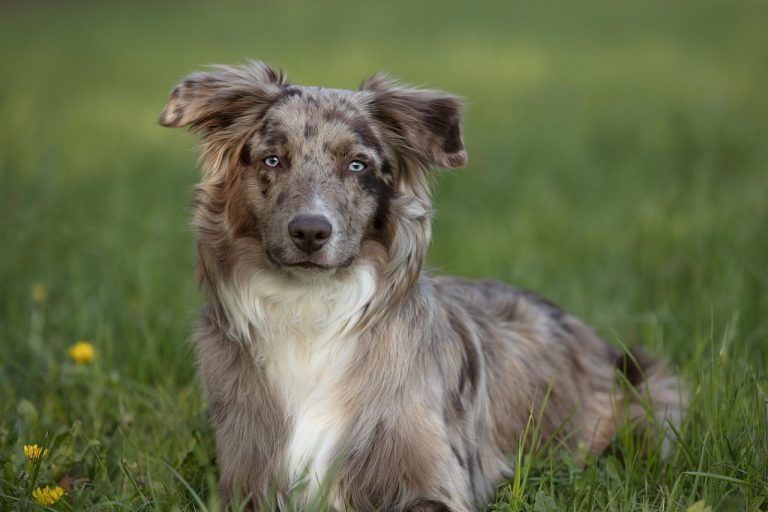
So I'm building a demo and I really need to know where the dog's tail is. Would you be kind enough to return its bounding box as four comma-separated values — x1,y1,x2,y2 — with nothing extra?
615,348,687,455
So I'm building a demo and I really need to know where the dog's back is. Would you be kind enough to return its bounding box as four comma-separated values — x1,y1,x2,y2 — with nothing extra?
433,277,683,457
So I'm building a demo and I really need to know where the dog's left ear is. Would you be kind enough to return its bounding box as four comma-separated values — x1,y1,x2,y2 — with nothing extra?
359,74,467,169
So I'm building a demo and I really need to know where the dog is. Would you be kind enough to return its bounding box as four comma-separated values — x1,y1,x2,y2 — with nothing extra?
159,61,684,511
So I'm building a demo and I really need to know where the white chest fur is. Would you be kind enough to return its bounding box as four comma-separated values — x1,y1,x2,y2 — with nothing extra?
218,264,376,487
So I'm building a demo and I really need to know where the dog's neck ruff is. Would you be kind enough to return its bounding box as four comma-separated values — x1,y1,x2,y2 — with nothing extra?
217,263,377,346
217,263,377,488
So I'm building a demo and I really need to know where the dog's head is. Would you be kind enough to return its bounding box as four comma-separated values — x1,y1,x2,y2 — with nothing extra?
160,62,466,278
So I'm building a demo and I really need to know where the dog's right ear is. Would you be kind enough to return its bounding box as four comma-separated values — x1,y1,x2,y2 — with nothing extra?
159,61,286,132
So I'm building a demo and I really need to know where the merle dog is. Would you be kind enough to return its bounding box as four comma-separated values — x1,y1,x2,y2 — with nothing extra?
160,62,684,511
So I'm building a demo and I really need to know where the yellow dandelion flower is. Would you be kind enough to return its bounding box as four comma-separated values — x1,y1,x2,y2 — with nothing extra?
31,283,48,304
68,341,95,364
23,444,48,464
32,485,64,506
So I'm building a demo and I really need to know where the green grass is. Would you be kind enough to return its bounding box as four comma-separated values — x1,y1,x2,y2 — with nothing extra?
1,0,767,509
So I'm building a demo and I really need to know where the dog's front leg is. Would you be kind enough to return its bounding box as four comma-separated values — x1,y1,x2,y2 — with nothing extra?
193,311,286,507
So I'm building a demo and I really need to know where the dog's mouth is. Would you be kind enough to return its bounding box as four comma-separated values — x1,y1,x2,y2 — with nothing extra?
266,251,355,272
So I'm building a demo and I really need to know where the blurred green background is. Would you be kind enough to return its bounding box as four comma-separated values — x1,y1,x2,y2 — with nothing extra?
1,0,767,510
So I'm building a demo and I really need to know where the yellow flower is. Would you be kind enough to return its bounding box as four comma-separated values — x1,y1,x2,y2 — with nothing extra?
32,485,64,506
31,283,48,304
23,444,48,464
68,341,95,364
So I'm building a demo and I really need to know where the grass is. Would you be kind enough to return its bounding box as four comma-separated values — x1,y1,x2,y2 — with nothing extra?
1,0,767,509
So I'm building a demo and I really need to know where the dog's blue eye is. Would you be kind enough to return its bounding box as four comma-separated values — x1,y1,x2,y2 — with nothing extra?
264,156,280,168
347,161,366,173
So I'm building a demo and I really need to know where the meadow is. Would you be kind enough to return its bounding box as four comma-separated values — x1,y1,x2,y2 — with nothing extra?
1,0,767,509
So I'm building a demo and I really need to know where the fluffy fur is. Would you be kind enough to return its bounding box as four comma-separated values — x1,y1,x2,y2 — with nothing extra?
160,61,685,511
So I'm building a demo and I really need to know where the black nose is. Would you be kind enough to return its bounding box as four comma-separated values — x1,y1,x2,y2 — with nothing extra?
288,215,332,254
